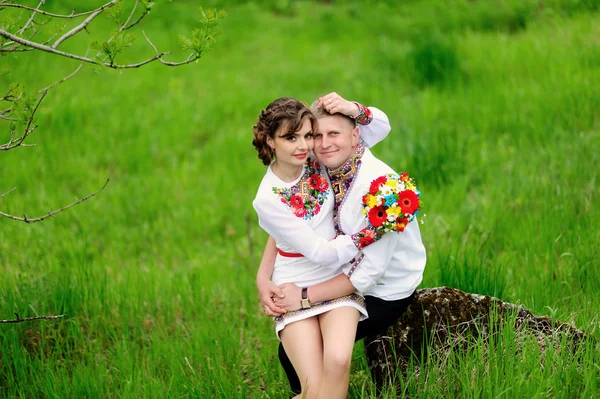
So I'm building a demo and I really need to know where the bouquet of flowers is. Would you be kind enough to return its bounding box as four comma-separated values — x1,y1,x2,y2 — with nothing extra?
361,172,421,236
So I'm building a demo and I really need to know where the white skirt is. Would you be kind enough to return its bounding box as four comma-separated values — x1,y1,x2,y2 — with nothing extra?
274,293,368,340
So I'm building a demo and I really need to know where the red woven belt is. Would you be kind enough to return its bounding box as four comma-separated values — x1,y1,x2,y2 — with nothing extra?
277,248,304,258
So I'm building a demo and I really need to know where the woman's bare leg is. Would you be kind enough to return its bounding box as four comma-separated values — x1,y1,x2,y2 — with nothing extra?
316,307,360,399
279,316,324,399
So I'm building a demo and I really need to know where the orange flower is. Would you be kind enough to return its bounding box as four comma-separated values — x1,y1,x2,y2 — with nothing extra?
396,216,409,232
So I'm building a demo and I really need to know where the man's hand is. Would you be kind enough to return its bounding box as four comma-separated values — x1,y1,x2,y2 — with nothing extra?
257,276,286,316
317,92,360,118
273,283,303,312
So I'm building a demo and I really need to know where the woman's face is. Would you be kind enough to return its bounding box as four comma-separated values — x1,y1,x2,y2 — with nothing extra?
269,119,314,168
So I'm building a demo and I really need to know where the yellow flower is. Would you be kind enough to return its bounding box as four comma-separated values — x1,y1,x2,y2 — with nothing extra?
386,204,401,218
405,181,416,191
367,195,379,208
385,179,397,188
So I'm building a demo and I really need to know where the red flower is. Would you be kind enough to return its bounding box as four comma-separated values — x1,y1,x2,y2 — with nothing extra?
308,174,321,190
290,194,304,209
318,176,329,192
398,190,419,214
359,235,375,248
395,217,409,232
361,194,368,205
369,176,387,195
293,207,308,218
314,201,321,215
399,172,409,182
368,206,387,227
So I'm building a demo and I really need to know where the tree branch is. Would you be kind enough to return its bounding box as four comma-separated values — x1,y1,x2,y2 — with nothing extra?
52,8,104,49
15,0,45,35
122,8,149,31
0,1,116,19
0,29,170,69
0,312,67,324
0,187,16,200
0,89,46,150
122,0,139,29
0,178,110,223
143,31,199,67
38,61,84,93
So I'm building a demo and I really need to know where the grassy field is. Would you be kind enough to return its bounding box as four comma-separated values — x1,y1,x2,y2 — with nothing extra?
1,0,599,397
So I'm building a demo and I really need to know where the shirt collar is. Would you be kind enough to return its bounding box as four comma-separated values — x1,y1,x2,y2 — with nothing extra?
328,139,366,182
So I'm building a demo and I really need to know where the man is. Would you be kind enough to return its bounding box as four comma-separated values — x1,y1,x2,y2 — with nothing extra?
258,93,427,393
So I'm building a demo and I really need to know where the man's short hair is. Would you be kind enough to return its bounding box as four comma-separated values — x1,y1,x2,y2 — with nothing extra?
309,100,356,130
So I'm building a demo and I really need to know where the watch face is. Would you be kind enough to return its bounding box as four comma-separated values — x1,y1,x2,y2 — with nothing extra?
301,299,311,309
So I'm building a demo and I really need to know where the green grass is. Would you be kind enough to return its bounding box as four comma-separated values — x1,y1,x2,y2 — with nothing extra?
1,0,599,397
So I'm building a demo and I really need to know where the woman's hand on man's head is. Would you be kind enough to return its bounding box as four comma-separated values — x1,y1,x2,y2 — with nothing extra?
317,92,360,118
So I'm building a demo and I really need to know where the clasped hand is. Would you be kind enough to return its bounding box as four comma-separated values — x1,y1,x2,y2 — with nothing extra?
257,279,302,316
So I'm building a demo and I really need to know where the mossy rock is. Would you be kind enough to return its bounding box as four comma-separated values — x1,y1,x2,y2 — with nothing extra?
364,287,590,389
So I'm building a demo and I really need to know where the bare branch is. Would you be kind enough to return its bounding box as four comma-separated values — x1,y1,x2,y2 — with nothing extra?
0,1,116,19
121,9,149,32
0,85,19,101
0,29,169,69
52,8,104,49
15,0,45,35
0,29,98,61
0,312,67,324
0,112,17,121
0,178,110,223
143,31,199,67
38,61,84,93
121,0,139,30
0,187,16,200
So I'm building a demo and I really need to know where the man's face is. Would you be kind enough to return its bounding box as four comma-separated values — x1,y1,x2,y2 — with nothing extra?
313,114,359,170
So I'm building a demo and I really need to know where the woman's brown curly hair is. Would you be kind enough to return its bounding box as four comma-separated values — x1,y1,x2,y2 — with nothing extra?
252,97,317,165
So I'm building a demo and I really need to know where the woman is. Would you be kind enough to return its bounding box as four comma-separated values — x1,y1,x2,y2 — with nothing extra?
252,94,390,399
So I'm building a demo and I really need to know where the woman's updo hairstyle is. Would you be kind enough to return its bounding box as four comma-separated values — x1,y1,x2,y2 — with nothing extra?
252,97,317,165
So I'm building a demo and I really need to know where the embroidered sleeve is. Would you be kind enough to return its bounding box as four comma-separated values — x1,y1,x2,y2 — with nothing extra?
357,107,390,148
345,253,364,278
351,102,373,125
350,226,382,249
253,193,359,269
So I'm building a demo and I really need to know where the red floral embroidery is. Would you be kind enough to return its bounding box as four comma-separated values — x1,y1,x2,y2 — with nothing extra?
272,158,330,220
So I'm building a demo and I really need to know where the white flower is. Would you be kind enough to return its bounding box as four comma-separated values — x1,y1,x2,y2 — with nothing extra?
380,185,393,196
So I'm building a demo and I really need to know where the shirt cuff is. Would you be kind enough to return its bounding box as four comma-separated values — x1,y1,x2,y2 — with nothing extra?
344,258,377,293
351,102,373,125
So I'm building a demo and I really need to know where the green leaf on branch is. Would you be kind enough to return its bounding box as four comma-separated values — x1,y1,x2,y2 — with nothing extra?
90,32,136,65
178,8,226,59
140,0,157,10
106,0,124,25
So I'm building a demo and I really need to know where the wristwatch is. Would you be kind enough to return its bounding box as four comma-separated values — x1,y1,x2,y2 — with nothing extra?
300,287,311,309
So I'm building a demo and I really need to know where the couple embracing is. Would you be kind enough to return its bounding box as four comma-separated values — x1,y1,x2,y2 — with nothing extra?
252,93,426,398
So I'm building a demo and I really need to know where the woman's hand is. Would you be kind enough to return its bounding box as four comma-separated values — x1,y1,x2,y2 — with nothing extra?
317,92,360,117
257,275,286,316
273,283,303,312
